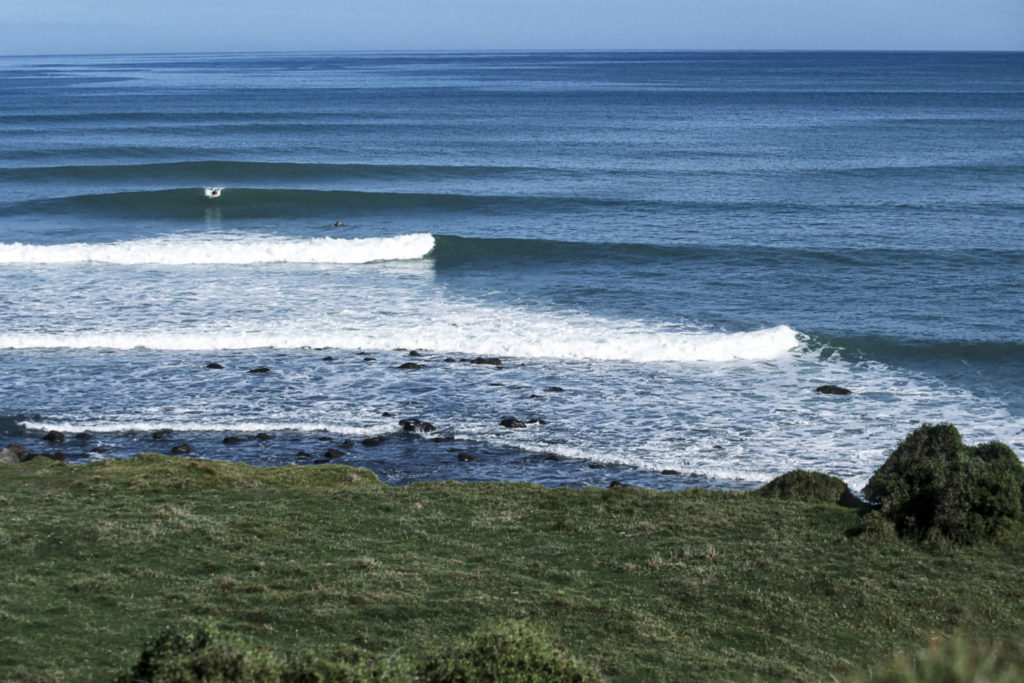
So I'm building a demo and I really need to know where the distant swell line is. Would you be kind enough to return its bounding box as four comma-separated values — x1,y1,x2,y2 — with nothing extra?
0,233,434,265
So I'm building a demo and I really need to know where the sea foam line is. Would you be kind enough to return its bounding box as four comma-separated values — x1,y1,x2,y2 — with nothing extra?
0,324,801,363
0,233,435,265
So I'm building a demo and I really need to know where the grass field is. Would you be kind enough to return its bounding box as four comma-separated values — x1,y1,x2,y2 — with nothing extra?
1,453,1022,681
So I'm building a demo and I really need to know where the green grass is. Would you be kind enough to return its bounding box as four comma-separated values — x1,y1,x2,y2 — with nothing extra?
1,453,1022,681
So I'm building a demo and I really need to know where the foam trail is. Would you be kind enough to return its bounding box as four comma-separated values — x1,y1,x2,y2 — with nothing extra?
0,322,801,362
20,420,383,437
0,233,435,265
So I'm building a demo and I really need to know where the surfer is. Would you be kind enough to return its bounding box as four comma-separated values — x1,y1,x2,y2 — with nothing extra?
204,187,222,198
332,221,346,227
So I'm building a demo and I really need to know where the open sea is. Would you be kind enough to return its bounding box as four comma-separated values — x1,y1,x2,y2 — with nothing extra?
0,51,1021,491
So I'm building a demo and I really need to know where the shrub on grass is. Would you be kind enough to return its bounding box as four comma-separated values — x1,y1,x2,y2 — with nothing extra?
118,622,283,682
862,424,1024,544
416,621,601,682
758,469,861,507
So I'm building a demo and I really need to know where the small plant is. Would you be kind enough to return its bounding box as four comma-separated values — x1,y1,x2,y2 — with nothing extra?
862,424,1024,544
847,636,1022,683
416,621,601,682
758,469,861,507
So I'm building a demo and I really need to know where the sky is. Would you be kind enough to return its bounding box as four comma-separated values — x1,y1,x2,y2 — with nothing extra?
1,0,1022,55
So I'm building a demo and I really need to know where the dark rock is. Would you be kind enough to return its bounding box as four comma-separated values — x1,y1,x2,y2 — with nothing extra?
296,451,312,458
362,357,376,362
381,412,393,417
0,444,33,463
815,384,852,395
42,430,65,443
90,447,109,454
544,454,560,461
457,453,475,462
152,429,173,440
529,394,542,399
399,418,436,434
323,448,347,459
489,382,504,387
587,463,606,469
471,357,503,366
322,356,335,361
500,417,527,429
170,443,192,455
73,432,92,441
545,386,565,392
397,362,423,370
248,367,271,374
661,469,681,476
444,358,456,363
408,350,422,357
206,362,224,369
339,439,355,449
362,436,386,447
430,435,454,442
255,433,273,441
317,436,333,441
222,436,246,445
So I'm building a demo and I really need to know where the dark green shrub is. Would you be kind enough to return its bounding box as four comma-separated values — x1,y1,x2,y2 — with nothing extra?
118,622,283,682
758,469,861,507
417,621,601,682
863,424,1024,544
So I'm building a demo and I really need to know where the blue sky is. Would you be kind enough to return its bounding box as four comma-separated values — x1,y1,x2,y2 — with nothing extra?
2,0,1022,55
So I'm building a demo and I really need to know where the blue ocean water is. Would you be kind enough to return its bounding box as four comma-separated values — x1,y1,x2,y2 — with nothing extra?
0,51,1021,490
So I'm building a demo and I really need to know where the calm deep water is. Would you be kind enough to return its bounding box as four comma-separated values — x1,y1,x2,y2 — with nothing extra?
1,51,1021,490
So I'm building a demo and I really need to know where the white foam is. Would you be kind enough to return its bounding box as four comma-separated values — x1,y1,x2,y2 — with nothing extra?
0,321,800,362
0,233,435,265
20,420,383,437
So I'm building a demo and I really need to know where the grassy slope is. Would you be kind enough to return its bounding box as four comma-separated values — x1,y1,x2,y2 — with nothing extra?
0,454,1022,681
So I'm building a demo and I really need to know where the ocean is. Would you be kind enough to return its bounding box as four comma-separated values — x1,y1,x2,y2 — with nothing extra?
1,50,1021,491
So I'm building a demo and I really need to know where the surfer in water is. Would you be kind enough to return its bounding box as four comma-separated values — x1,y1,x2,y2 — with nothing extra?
204,187,222,198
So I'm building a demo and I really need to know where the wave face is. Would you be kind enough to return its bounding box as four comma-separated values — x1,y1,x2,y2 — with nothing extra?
0,233,434,265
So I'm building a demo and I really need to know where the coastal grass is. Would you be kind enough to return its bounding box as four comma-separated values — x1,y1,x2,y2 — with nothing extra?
1,453,1022,681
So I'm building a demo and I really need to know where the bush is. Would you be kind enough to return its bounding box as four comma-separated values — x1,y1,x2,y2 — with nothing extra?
118,622,283,682
121,622,600,682
416,621,601,682
758,469,861,507
862,424,1024,544
847,636,1022,683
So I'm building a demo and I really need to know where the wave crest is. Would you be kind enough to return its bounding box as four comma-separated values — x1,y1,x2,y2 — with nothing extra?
0,233,435,265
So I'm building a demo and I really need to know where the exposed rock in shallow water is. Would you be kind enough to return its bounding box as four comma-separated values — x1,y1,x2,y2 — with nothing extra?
661,469,681,476
323,448,346,459
338,439,355,449
399,418,436,434
815,384,852,395
43,430,64,443
152,429,173,440
248,367,271,374
470,357,503,366
408,350,422,357
500,417,527,429
74,432,92,441
363,357,376,362
362,436,386,447
545,386,565,392
222,436,246,445
457,453,475,462
170,443,192,455
397,362,423,370
255,433,273,441
206,362,224,369
322,356,335,361
0,444,32,463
